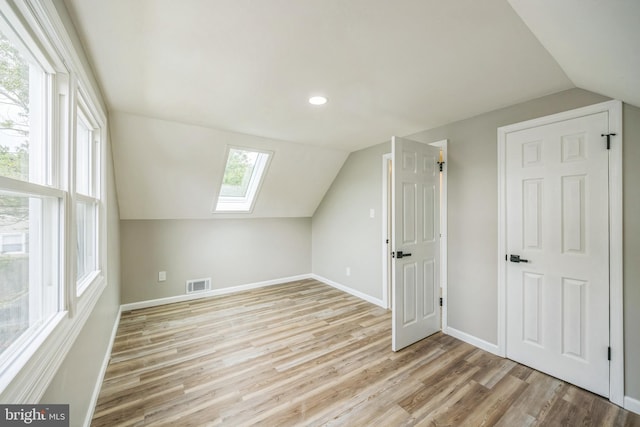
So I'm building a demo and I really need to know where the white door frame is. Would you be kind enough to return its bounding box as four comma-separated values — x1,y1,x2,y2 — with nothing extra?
497,100,623,406
382,153,392,309
382,139,448,328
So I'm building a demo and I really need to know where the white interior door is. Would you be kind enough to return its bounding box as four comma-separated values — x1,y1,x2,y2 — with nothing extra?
392,136,440,352
505,111,610,396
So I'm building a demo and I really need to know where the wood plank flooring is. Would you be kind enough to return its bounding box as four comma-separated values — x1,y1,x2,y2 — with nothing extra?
92,279,640,426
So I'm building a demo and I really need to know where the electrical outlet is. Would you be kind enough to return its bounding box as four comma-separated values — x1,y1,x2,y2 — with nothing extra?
158,271,167,282
346,267,351,276
369,208,375,218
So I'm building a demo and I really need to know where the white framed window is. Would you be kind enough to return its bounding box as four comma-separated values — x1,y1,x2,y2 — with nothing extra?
0,0,107,400
0,36,49,185
75,97,101,293
0,10,63,372
214,147,272,212
0,191,61,368
0,0,109,402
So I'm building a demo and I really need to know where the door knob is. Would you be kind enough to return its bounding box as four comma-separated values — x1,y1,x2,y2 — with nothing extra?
396,251,412,259
509,254,529,263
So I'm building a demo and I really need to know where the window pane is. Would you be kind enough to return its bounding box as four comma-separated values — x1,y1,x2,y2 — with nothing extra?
220,149,259,198
0,192,59,359
75,114,91,196
215,148,271,212
0,31,47,185
76,200,96,284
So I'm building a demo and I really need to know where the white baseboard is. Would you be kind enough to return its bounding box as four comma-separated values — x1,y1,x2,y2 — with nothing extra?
120,274,313,311
83,306,121,427
444,326,500,356
122,274,386,313
311,274,386,308
625,396,640,415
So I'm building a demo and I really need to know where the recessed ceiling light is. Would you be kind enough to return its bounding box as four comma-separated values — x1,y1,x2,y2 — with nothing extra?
309,96,328,105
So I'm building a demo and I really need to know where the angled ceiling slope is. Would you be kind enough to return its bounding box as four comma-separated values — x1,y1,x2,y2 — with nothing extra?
64,0,572,151
508,0,640,108
111,112,348,219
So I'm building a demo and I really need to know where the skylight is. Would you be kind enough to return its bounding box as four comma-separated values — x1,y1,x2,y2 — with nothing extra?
215,147,271,212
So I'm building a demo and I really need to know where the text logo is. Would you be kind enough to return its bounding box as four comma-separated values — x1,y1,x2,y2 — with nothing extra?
1,405,69,426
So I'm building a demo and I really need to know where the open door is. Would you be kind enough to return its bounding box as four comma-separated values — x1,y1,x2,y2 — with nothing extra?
391,136,441,351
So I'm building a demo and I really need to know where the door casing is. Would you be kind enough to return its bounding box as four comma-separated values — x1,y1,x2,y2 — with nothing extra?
497,100,623,406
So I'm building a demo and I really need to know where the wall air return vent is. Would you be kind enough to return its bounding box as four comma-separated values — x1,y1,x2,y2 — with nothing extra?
186,278,211,294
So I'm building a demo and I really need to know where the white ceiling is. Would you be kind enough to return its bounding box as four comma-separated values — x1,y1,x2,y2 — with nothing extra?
63,0,575,152
508,0,640,109
62,0,639,219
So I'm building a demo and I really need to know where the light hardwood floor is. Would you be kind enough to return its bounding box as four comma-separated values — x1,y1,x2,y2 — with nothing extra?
92,279,640,426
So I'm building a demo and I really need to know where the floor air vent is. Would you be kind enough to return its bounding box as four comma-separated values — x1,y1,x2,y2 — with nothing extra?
186,278,211,294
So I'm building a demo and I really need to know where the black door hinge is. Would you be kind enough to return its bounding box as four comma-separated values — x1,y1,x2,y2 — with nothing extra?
439,297,443,307
437,161,445,172
608,347,611,361
602,133,616,150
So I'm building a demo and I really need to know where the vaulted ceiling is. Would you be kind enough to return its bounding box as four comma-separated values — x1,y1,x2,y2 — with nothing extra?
62,0,639,219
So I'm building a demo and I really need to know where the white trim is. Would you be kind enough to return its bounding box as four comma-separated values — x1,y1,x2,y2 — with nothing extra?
444,326,500,356
497,100,624,406
0,1,60,73
624,396,640,416
497,119,507,358
429,139,448,330
0,176,66,198
121,274,313,311
212,146,273,214
83,305,121,427
31,0,108,124
607,101,624,406
76,269,101,297
312,274,386,308
0,276,106,402
381,153,392,309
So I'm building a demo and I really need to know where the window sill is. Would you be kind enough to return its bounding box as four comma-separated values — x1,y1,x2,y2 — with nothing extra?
0,273,107,402
76,270,102,297
0,312,66,395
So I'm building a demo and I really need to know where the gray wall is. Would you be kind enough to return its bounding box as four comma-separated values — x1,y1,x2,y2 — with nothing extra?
312,88,640,400
406,88,610,343
312,142,389,301
120,218,311,304
39,2,122,425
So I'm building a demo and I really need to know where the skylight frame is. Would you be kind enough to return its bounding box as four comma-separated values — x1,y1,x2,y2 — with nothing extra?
213,146,273,213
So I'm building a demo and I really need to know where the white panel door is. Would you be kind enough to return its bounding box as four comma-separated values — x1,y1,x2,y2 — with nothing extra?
506,111,610,396
392,136,440,352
